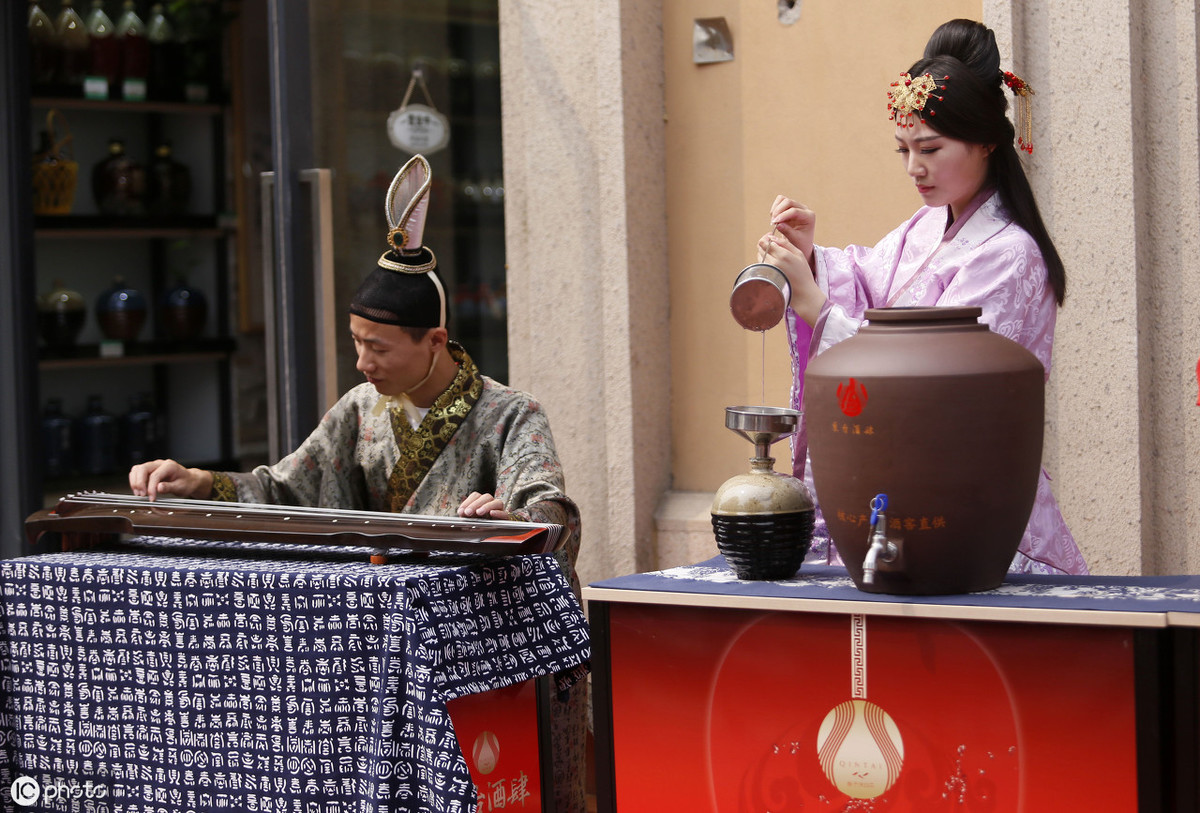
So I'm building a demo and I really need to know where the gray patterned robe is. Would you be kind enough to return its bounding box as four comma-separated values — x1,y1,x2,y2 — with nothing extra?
211,343,580,588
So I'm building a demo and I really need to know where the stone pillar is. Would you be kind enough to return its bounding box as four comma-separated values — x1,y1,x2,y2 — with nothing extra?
500,1,671,584
986,0,1200,573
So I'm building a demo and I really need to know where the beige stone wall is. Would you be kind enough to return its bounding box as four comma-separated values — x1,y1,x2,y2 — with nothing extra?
986,0,1200,575
503,0,1200,582
500,1,671,588
664,0,981,487
658,0,984,570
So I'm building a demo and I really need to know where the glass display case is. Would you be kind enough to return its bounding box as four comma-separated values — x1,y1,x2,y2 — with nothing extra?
251,0,509,456
1,0,510,542
309,0,509,392
21,1,238,502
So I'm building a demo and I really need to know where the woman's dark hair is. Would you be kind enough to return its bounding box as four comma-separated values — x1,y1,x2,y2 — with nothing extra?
907,19,1065,305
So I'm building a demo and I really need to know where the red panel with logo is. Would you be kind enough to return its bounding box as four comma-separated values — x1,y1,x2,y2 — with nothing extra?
449,680,543,812
608,603,1138,811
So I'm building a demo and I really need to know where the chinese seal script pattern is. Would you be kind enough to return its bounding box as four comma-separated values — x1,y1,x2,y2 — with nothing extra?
0,544,590,813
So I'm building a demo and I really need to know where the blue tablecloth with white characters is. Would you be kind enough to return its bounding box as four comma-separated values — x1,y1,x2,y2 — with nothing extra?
0,541,590,813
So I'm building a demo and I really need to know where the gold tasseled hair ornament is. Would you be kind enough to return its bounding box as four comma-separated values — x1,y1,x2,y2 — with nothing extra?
887,72,946,127
1002,70,1035,154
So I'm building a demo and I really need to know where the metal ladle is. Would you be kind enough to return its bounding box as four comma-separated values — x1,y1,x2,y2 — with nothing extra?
730,227,791,331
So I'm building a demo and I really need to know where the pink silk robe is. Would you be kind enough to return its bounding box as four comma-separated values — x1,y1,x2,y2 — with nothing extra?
788,190,1089,575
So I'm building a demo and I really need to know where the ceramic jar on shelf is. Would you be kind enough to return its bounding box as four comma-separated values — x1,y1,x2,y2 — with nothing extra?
41,398,75,479
147,141,192,216
92,138,146,216
95,276,147,341
158,277,207,341
75,394,118,476
38,279,87,348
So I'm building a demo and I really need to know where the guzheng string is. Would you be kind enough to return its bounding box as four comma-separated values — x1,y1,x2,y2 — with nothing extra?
42,492,565,552
63,492,541,532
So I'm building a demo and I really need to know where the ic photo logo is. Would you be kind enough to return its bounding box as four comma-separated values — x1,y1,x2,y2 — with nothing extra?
10,775,39,807
9,775,108,806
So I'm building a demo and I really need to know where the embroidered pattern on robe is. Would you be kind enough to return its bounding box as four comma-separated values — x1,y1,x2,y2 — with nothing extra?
386,343,483,511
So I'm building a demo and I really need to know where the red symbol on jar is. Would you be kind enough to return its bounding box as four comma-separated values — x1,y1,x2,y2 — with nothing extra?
837,378,868,417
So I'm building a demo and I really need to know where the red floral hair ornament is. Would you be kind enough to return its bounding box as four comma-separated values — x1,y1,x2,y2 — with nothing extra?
1002,70,1035,154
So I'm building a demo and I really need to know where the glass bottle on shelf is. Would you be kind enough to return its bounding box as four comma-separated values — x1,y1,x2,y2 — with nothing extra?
84,0,119,100
116,0,149,101
28,1,59,89
41,398,76,479
147,141,191,216
121,393,158,467
92,138,146,216
174,1,217,102
54,0,90,93
146,3,179,102
76,395,118,476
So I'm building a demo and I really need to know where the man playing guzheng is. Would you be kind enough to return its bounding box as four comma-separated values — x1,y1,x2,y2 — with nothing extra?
128,154,587,811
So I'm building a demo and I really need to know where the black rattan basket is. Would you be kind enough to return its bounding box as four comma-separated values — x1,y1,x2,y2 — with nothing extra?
712,510,815,580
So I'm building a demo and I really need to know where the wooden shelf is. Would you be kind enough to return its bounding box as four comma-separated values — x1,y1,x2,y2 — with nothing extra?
38,338,237,371
31,96,224,116
34,215,232,240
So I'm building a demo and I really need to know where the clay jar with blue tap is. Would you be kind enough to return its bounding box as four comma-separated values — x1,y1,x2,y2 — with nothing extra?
803,306,1045,595
95,276,147,342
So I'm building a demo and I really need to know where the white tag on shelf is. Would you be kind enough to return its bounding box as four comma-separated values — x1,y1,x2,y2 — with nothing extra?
184,83,209,103
99,341,124,358
122,78,147,102
84,76,109,101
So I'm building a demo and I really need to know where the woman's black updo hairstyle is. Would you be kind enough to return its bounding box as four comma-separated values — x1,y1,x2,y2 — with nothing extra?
905,19,1065,305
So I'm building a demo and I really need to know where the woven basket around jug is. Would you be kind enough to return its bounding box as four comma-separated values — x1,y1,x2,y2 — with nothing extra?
712,512,815,580
32,109,78,216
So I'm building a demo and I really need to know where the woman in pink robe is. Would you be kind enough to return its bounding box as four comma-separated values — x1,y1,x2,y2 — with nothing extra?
760,19,1088,575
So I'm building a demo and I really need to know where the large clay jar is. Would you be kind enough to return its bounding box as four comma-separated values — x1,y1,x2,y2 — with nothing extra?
804,306,1045,595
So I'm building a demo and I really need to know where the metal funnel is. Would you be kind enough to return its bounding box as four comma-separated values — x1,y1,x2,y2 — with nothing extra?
725,405,801,460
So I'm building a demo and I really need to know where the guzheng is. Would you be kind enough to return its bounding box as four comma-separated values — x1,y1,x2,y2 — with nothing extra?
25,492,565,557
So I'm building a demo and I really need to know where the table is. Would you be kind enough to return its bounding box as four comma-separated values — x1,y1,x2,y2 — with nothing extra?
0,540,590,813
585,555,1200,812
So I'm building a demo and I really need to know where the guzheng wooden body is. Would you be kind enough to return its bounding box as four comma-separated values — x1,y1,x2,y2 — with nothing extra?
26,492,565,557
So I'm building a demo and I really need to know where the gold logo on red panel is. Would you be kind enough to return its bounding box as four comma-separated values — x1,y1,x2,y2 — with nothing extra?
816,698,905,798
816,614,904,798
